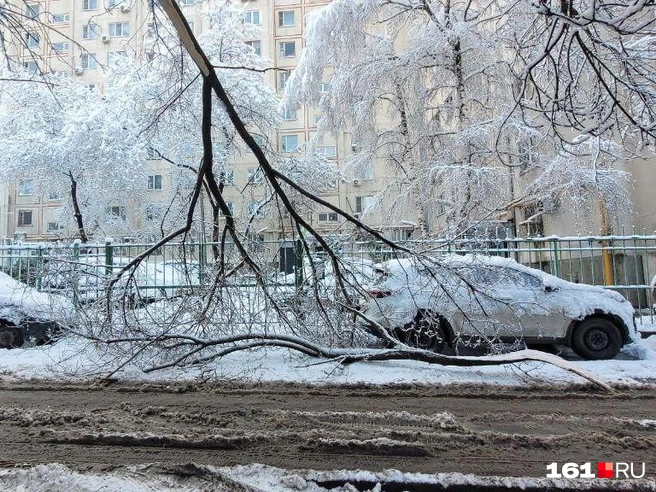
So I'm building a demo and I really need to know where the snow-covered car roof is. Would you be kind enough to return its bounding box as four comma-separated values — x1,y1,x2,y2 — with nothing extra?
378,254,625,300
0,271,74,324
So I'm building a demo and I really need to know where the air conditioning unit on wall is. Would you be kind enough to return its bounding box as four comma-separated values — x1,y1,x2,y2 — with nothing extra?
353,179,361,187
73,66,84,75
101,34,111,43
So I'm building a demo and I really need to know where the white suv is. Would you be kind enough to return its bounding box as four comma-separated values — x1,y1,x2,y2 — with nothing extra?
361,255,636,360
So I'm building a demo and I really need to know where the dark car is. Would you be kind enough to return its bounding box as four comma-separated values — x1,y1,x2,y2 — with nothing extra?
0,271,74,349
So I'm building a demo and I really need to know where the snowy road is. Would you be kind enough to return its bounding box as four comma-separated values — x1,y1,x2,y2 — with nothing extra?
1,381,655,483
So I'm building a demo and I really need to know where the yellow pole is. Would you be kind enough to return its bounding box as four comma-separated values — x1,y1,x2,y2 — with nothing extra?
599,200,614,286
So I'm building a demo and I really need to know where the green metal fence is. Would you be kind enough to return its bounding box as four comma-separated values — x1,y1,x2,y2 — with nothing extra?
2,235,656,311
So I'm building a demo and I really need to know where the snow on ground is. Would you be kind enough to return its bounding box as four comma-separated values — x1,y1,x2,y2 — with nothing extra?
1,463,654,492
637,315,656,335
1,334,655,386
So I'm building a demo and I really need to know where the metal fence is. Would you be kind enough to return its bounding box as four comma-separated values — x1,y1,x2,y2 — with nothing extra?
1,235,656,311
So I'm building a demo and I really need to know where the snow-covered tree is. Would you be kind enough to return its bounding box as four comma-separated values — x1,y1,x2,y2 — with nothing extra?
284,0,630,236
516,0,656,145
0,72,149,241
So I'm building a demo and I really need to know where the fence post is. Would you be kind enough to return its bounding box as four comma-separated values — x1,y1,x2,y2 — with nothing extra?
105,239,113,276
35,245,43,291
198,242,205,284
551,239,560,277
294,239,304,289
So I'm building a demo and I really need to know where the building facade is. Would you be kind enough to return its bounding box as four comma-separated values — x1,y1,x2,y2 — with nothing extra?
0,0,654,244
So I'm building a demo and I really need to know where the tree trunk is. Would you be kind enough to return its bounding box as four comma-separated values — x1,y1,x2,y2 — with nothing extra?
68,173,88,243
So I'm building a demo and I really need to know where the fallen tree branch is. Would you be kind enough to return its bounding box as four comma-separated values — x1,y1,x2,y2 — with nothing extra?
98,330,611,391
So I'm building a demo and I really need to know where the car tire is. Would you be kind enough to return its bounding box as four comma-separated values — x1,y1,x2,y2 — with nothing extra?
396,311,447,352
571,318,623,360
0,327,24,349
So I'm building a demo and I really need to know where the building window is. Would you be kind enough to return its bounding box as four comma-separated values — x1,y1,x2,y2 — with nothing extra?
51,42,69,53
219,169,234,185
278,10,295,27
279,41,296,58
47,192,62,200
244,10,261,25
281,135,299,153
23,61,38,75
80,53,98,69
83,0,98,11
518,137,538,173
18,211,33,227
26,4,39,18
245,40,261,56
106,206,127,221
26,33,39,49
316,146,337,157
51,13,69,23
83,23,100,40
47,222,64,232
390,228,413,242
320,82,331,93
109,22,129,37
436,194,446,215
247,168,264,184
277,70,290,90
247,201,264,217
281,107,297,121
107,51,128,66
18,180,34,196
356,196,375,214
318,212,339,222
147,174,163,190
187,21,195,33
181,0,195,5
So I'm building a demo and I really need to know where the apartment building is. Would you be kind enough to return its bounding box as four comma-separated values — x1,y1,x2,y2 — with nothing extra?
1,0,400,243
1,0,654,244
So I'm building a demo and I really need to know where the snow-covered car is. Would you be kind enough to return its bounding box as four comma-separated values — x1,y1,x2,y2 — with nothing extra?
0,271,74,349
361,255,637,360
273,257,377,308
132,260,201,299
42,257,201,302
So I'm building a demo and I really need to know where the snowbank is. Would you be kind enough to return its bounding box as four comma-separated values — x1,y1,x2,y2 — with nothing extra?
1,335,655,387
1,463,654,491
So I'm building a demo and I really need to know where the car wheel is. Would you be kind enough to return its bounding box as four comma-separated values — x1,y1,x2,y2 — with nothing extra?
397,311,447,352
571,318,623,360
0,327,24,349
